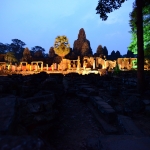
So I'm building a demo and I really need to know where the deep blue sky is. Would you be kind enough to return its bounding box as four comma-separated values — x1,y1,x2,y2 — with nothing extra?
0,0,135,55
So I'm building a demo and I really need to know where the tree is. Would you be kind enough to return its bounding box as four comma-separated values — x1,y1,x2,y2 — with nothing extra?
96,0,147,93
49,47,55,58
0,43,7,54
54,35,70,59
116,50,121,58
103,46,108,58
96,45,104,57
128,2,150,54
4,52,17,64
9,39,26,61
110,50,116,60
22,47,32,62
126,50,134,58
31,46,45,58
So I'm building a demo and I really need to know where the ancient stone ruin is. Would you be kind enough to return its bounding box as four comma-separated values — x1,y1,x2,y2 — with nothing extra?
73,28,92,56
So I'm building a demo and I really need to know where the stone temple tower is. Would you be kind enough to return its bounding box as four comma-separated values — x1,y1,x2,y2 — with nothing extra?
73,28,92,57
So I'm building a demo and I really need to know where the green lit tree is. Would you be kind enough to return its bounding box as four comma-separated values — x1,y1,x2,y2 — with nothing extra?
95,0,149,93
128,2,150,54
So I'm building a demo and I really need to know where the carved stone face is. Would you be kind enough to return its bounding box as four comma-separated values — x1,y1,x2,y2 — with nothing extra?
78,28,86,41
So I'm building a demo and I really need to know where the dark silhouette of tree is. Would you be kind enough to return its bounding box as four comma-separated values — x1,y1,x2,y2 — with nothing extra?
126,50,135,58
22,47,32,63
9,39,26,61
0,43,7,54
34,50,43,58
53,56,62,64
110,50,116,60
96,0,147,93
31,46,45,58
49,47,55,58
96,45,104,58
103,46,108,58
116,50,121,58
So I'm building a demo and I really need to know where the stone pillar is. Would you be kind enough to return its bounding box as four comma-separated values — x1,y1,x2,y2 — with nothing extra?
83,61,86,70
41,63,43,71
46,64,48,71
52,64,54,71
95,58,98,68
93,59,95,69
35,64,37,71
30,65,32,71
54,63,57,70
15,63,17,71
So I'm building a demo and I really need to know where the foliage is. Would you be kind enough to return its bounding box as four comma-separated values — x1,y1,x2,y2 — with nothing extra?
126,50,135,58
103,46,108,58
114,63,120,75
4,52,17,63
31,46,45,58
31,46,45,53
22,47,32,62
0,43,7,54
49,47,55,58
128,2,150,54
53,56,62,64
96,0,127,20
8,39,26,61
54,35,70,58
96,45,103,57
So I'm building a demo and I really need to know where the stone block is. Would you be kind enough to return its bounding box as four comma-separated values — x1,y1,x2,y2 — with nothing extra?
145,106,150,116
90,97,117,123
117,115,143,136
98,135,150,150
76,93,89,102
0,95,17,135
0,135,54,150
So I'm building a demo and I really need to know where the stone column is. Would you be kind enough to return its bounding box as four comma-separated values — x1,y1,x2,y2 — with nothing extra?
46,64,48,71
30,65,32,71
35,63,37,71
93,59,95,69
52,64,54,71
41,63,43,71
15,63,17,71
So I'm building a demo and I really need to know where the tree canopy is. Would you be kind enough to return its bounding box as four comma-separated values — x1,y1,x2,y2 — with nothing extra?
54,36,70,58
128,1,150,55
96,0,127,20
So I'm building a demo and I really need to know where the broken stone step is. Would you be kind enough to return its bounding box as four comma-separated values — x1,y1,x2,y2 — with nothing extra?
117,115,144,136
76,93,89,102
82,88,99,96
90,96,117,123
87,102,118,134
143,99,150,105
